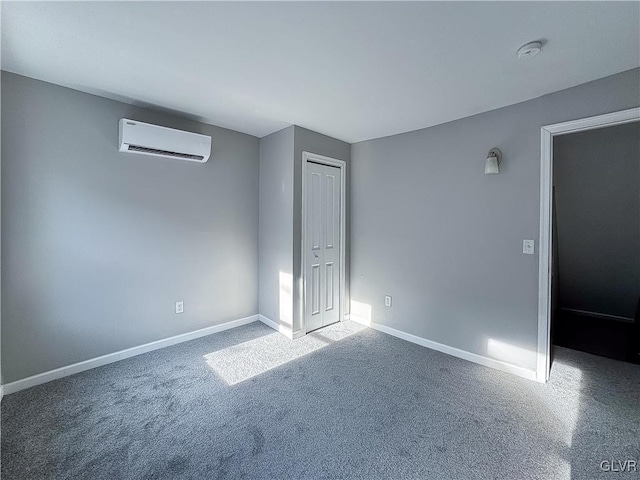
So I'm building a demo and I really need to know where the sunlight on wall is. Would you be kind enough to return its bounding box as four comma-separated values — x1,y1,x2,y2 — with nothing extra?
203,320,367,385
487,338,537,369
279,271,293,328
350,300,372,326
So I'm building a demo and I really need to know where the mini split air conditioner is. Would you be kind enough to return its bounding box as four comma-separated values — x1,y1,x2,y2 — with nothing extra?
118,118,211,163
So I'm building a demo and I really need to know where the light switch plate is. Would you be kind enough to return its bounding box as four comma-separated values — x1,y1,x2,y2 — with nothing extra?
523,240,535,255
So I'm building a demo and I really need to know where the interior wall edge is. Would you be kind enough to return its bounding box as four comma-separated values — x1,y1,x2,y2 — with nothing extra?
258,314,294,339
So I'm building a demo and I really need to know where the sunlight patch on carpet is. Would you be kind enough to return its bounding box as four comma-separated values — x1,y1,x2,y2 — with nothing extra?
204,320,367,385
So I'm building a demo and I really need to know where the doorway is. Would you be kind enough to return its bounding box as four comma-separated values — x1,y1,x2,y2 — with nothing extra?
302,152,346,334
537,108,640,382
552,123,639,362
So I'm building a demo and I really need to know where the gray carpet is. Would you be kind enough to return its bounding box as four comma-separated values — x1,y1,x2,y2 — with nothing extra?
2,320,639,480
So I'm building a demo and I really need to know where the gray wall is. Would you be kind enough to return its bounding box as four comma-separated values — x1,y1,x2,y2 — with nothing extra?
554,123,640,319
258,126,350,334
258,127,294,327
1,72,260,383
350,68,640,372
292,127,351,333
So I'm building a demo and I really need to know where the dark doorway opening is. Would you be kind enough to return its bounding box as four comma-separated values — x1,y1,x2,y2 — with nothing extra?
550,122,640,364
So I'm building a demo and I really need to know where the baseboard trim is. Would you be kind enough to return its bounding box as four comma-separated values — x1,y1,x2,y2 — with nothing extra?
350,315,539,382
258,314,294,339
2,314,259,395
560,308,634,323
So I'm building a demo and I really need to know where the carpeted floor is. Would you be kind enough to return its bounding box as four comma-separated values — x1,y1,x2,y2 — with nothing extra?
2,320,639,480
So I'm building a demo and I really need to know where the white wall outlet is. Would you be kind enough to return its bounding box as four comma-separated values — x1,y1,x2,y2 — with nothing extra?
523,240,535,255
175,301,184,314
384,295,392,307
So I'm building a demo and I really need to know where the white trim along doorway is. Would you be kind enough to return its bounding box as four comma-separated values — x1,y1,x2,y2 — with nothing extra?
536,107,640,382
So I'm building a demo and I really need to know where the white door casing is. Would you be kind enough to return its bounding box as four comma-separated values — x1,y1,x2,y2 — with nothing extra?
537,107,640,382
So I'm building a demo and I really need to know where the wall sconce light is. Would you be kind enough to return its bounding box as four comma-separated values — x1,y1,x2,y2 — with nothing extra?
485,148,502,175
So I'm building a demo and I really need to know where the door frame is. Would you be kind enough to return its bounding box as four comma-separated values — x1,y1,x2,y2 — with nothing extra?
301,151,347,335
536,107,640,382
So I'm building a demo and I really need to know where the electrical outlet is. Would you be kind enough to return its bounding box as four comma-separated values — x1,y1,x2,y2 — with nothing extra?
175,301,184,314
523,240,535,255
384,295,392,307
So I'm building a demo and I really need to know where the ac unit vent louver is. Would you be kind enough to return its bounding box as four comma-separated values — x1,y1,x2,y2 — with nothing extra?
118,119,211,163
126,145,205,161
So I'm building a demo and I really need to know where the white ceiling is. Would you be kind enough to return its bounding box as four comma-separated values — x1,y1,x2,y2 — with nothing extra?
2,2,639,143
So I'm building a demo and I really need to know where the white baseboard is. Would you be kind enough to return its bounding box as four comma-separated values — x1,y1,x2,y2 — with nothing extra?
258,314,294,339
2,314,259,395
350,315,539,382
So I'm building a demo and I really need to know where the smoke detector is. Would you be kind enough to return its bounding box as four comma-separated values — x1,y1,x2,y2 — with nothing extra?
517,41,542,59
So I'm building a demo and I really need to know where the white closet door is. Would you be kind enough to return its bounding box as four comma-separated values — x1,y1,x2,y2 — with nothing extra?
304,162,341,333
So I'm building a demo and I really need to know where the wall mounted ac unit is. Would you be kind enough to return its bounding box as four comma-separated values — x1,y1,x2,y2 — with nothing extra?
118,118,211,163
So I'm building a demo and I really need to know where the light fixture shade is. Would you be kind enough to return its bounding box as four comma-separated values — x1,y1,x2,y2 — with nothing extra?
484,148,502,175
